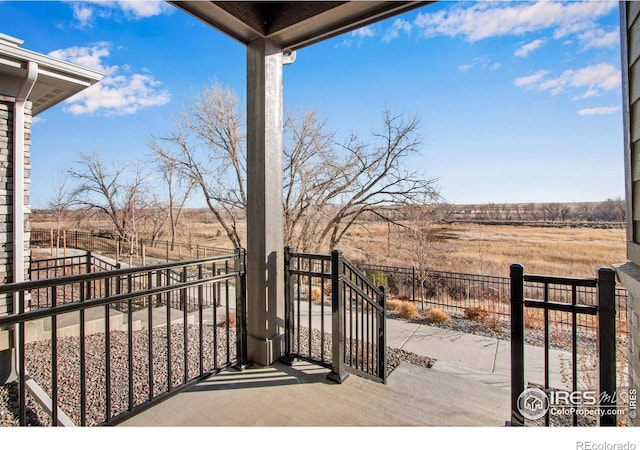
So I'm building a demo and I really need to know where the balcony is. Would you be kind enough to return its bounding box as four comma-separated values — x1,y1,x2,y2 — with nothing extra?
0,245,626,427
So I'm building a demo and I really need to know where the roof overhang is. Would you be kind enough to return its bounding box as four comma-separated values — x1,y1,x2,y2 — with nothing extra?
0,34,104,115
170,1,432,50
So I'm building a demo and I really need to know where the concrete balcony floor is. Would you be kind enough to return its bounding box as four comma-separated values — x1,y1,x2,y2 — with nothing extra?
119,359,510,427
118,316,586,427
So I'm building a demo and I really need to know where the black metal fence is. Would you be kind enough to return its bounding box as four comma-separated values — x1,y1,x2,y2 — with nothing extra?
283,247,386,383
510,264,618,427
29,252,229,315
30,229,231,263
0,249,247,426
357,263,628,336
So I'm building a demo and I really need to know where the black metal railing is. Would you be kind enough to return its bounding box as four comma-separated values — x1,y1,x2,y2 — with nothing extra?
335,254,386,383
283,249,333,369
29,252,108,309
29,252,226,315
358,262,628,337
510,264,617,427
0,249,247,426
283,247,386,383
30,229,231,263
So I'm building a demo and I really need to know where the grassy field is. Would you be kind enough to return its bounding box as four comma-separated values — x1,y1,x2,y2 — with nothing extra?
32,210,626,278
333,221,626,278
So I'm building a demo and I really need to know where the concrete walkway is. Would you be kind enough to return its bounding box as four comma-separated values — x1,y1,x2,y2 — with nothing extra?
386,319,576,391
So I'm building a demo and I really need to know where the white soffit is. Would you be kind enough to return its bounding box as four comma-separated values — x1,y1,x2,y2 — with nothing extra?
0,34,103,115
171,1,431,50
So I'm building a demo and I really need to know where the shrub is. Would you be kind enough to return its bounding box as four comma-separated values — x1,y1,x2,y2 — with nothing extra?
311,286,322,302
387,299,403,312
426,308,450,324
524,307,543,330
395,293,411,301
218,312,236,328
398,301,419,319
464,306,488,323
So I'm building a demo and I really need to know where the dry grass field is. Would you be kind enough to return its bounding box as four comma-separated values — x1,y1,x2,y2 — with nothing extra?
336,221,626,278
32,209,626,278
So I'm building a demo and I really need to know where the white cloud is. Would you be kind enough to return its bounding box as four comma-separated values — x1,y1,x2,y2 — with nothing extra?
577,106,621,116
48,44,117,74
66,74,171,115
72,3,94,27
515,63,620,98
515,39,545,57
69,1,171,27
514,70,551,87
48,44,171,116
116,0,170,18
351,26,376,39
459,57,501,73
414,1,617,47
383,18,412,43
339,25,376,48
579,28,619,49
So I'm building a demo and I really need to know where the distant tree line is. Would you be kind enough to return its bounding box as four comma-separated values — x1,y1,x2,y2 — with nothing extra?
450,199,626,224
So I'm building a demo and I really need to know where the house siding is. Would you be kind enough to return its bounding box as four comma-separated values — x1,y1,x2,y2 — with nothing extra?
0,94,31,319
619,1,640,426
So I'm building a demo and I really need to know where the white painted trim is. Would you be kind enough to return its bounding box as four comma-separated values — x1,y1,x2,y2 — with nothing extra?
0,40,103,82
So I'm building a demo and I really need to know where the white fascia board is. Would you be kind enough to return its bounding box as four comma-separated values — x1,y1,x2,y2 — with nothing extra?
0,41,104,86
37,67,95,88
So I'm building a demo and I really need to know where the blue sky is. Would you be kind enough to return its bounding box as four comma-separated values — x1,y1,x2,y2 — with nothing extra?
0,0,625,208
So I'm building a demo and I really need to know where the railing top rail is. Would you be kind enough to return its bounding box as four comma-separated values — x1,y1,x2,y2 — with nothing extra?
357,262,511,282
524,274,598,287
1,252,240,294
523,299,599,314
30,228,233,255
287,251,332,262
31,253,90,264
0,270,239,327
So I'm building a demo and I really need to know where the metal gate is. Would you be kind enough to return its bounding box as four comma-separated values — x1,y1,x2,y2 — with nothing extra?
509,264,617,426
283,247,387,383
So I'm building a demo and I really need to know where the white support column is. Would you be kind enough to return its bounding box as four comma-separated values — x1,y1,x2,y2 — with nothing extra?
246,38,284,366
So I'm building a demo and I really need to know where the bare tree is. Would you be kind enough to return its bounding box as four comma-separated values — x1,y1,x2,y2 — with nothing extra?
155,82,440,251
290,109,440,251
47,172,73,251
150,144,195,250
593,197,626,222
151,83,246,248
284,110,438,251
541,202,570,222
575,202,595,221
67,151,149,252
283,110,335,250
405,204,449,307
137,193,169,245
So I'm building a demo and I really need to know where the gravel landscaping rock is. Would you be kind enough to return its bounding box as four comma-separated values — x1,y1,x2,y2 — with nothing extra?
0,323,236,426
